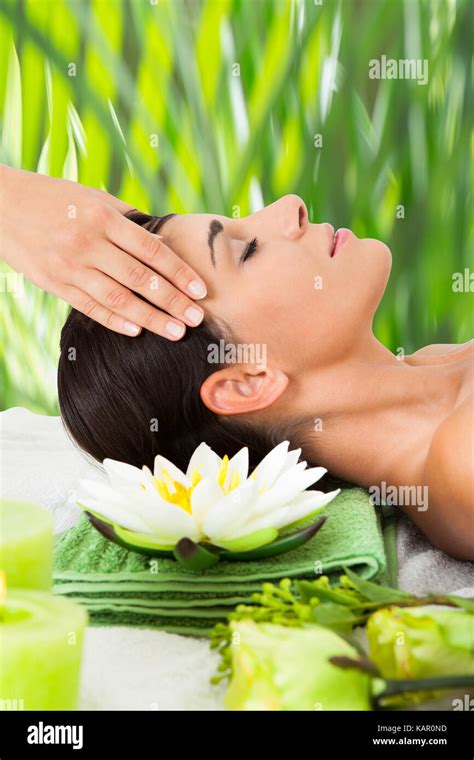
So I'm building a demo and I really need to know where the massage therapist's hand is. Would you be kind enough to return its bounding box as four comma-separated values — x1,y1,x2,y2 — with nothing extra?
0,164,207,338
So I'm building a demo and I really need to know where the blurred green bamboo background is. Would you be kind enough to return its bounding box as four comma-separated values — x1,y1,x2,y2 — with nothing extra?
0,0,472,414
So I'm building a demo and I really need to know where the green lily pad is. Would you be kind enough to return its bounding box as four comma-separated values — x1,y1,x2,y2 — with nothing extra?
84,512,328,568
78,503,115,526
220,516,327,561
85,512,175,558
115,524,176,551
216,527,278,553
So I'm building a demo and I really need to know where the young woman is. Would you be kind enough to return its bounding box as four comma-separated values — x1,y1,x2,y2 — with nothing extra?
58,195,473,561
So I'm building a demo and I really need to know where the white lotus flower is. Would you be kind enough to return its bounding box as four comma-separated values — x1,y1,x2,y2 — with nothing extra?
77,441,340,559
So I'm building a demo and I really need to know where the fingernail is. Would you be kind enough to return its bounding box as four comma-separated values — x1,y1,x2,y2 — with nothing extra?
124,321,141,336
166,321,185,338
187,279,207,299
184,305,204,326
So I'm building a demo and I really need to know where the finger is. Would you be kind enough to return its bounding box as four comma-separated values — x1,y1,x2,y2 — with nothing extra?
72,270,188,340
86,189,133,215
106,211,207,299
93,243,205,327
61,285,144,337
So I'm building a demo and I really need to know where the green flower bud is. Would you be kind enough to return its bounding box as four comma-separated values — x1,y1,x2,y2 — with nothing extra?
225,620,371,711
367,606,474,680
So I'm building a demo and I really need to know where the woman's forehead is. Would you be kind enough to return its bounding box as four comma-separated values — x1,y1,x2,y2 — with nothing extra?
160,212,230,253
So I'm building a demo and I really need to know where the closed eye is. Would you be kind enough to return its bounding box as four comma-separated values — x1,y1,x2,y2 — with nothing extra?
240,237,259,264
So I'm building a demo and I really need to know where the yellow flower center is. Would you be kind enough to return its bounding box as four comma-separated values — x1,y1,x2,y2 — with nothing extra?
152,468,202,513
217,455,241,493
147,457,242,515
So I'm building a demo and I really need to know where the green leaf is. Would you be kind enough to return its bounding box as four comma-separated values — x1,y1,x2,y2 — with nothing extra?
114,525,175,551
220,517,327,560
295,578,360,608
311,602,362,631
446,595,474,613
343,567,413,603
85,511,175,558
217,527,278,554
1,40,21,166
173,539,220,570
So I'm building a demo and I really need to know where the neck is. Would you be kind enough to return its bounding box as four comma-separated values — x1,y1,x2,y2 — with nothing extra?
276,334,462,488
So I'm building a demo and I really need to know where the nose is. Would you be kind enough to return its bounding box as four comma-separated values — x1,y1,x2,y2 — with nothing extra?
273,194,308,240
244,194,308,242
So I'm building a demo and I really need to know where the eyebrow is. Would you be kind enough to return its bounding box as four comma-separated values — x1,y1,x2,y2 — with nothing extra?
149,213,177,235
208,219,224,267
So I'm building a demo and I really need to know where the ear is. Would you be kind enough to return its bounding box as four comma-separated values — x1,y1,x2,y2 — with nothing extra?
200,365,288,416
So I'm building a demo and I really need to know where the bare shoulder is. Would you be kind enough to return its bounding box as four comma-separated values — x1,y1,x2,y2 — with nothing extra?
422,395,474,558
405,339,474,364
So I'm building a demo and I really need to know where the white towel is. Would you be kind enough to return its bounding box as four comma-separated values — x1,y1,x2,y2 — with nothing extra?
0,407,93,534
396,513,474,598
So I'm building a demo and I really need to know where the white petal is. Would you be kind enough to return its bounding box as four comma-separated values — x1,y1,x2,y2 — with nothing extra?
250,440,290,488
279,464,327,488
203,480,259,540
278,488,340,524
78,494,152,534
289,488,340,512
277,487,339,525
230,489,339,538
79,478,125,503
224,447,249,490
190,477,224,530
152,511,200,542
139,466,156,490
131,493,200,541
79,478,199,541
186,442,222,480
274,460,308,483
103,458,144,491
229,506,293,537
257,466,328,514
153,455,191,489
280,447,302,474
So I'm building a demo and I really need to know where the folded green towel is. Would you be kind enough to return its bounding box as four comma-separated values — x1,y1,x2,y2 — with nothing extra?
53,487,395,636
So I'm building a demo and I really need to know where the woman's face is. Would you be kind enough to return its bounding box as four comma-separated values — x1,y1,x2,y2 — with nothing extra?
160,195,391,375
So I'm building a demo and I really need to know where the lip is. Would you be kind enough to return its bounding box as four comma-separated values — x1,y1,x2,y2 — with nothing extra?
330,228,354,257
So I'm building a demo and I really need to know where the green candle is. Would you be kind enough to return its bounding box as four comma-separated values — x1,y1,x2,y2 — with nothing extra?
0,500,53,590
0,586,88,710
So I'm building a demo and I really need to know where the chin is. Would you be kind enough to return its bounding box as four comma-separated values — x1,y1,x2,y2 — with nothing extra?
349,239,392,323
363,237,392,285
